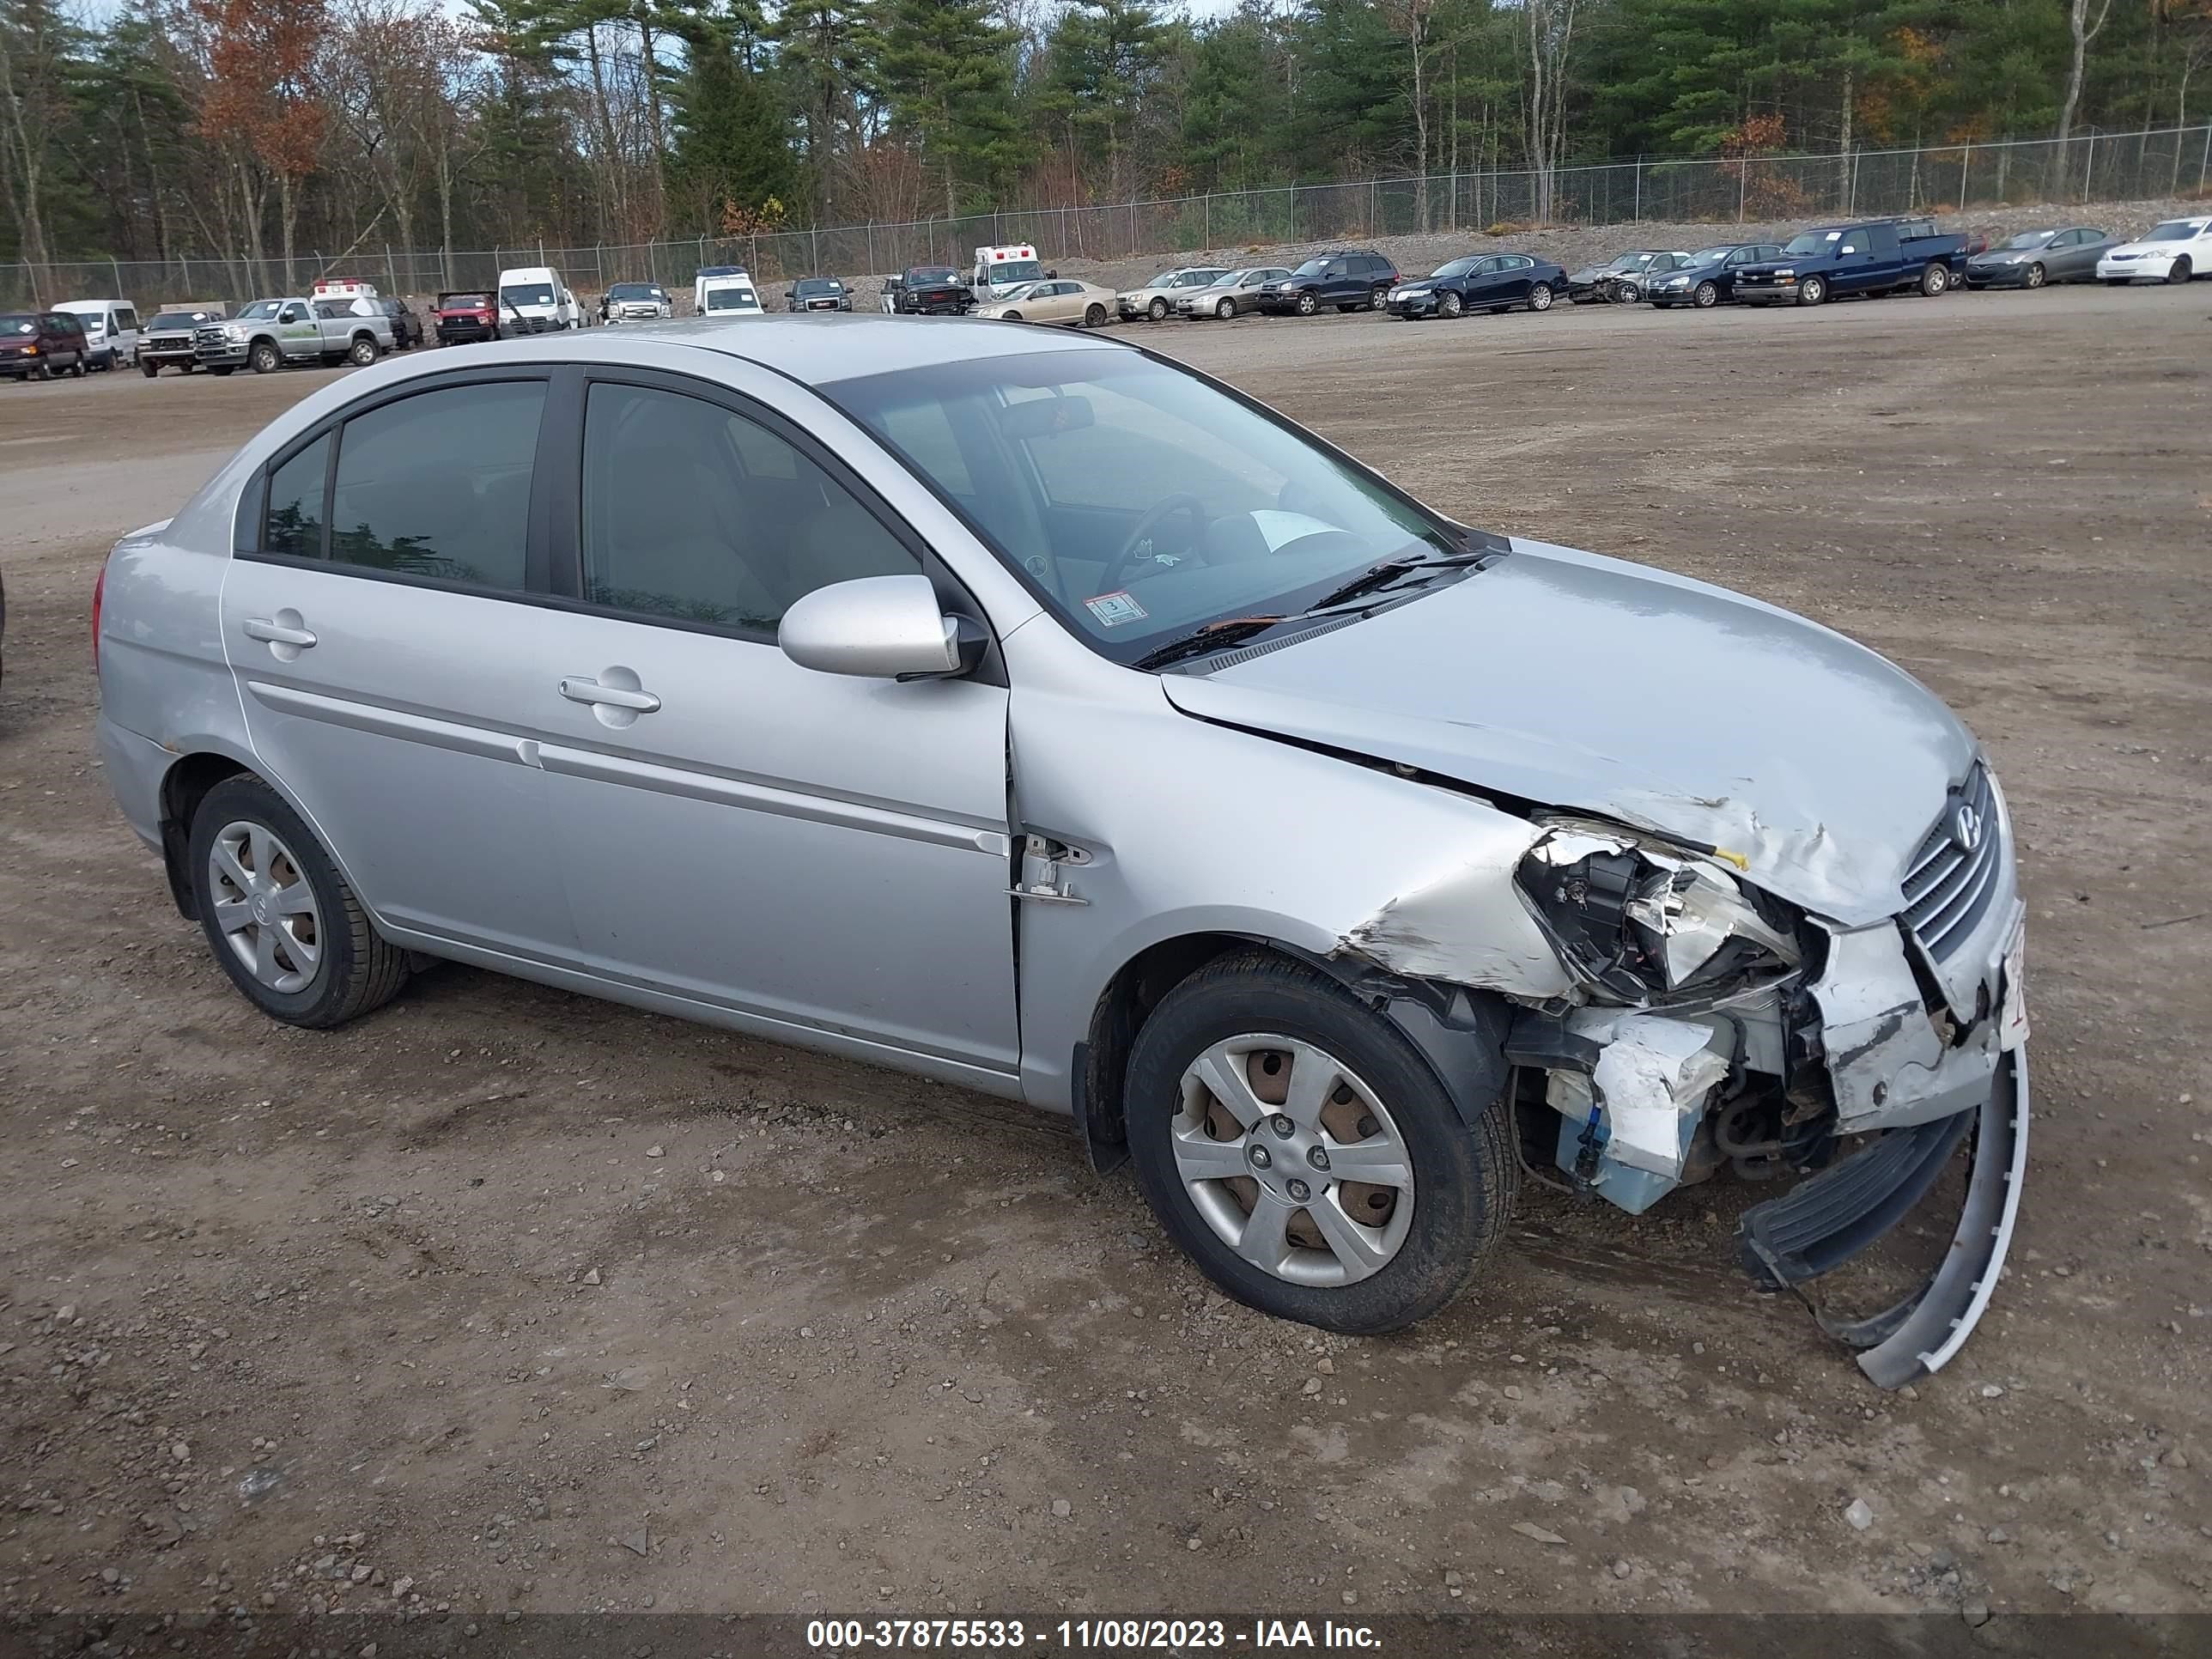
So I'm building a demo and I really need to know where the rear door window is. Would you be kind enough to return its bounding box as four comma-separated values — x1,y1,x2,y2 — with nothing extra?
263,434,332,558
324,380,547,589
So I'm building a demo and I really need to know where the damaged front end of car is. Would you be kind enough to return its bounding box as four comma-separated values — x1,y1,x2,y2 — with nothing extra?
1342,787,2029,1389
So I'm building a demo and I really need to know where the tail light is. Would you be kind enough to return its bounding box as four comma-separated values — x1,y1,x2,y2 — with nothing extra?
92,566,106,674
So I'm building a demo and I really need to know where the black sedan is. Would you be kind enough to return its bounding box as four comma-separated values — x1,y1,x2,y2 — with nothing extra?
1385,253,1566,319
1643,243,1786,308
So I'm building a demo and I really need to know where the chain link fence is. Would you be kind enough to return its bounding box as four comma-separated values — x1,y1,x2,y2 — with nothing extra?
7,123,2208,311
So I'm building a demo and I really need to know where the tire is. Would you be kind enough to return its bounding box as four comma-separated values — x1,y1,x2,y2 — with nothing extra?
1918,262,1948,295
348,335,380,367
1124,951,1515,1335
1693,280,1719,308
32,362,51,381
1528,282,1554,312
1438,290,1463,319
186,775,410,1030
1295,289,1317,317
70,356,88,377
1215,298,1235,319
2025,263,2046,290
2101,276,2127,286
2169,257,2193,284
1149,296,1170,321
141,361,159,379
1085,303,1108,327
249,339,282,374
1369,283,1389,310
99,349,116,371
210,366,234,376
1000,311,1022,323
1795,274,1827,307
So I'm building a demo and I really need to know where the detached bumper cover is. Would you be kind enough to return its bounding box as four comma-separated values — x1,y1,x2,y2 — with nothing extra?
1737,1049,2028,1389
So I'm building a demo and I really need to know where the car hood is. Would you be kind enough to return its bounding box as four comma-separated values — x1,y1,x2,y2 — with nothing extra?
2107,236,2203,256
1158,538,1976,927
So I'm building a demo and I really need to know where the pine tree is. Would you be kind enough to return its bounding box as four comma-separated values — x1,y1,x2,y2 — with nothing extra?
875,0,1023,219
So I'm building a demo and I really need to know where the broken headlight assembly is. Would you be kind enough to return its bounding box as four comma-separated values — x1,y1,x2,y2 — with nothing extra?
1515,823,1803,1006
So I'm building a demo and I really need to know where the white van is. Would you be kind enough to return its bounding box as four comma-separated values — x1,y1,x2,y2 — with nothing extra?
692,264,750,313
971,244,1046,299
53,300,141,371
495,265,586,335
697,274,764,317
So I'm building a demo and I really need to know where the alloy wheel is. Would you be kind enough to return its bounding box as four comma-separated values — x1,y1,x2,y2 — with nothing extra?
1171,1035,1415,1287
206,820,324,994
2025,264,2045,289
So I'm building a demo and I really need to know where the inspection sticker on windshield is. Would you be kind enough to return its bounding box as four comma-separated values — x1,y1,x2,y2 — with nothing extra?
1085,590,1149,627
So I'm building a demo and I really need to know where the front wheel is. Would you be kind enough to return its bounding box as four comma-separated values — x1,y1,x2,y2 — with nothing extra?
1919,262,1948,295
1215,298,1235,319
1795,275,1828,307
2170,257,2194,284
1528,282,1554,312
1692,280,1719,308
210,366,234,376
249,340,282,374
1295,290,1317,317
1148,296,1170,321
70,356,88,377
1000,311,1022,323
1438,290,1463,319
1125,952,1515,1334
348,336,380,367
187,775,411,1029
2024,263,2046,290
1085,303,1108,327
141,361,160,378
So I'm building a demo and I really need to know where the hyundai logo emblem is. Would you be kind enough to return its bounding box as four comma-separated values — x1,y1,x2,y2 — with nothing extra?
1951,803,1984,854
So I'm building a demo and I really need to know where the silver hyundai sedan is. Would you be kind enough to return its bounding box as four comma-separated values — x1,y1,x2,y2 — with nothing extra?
94,317,2027,1383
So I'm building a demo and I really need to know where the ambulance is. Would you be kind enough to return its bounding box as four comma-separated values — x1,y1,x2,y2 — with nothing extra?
970,244,1047,300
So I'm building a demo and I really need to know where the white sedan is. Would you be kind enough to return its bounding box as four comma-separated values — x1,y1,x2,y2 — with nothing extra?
2097,216,2212,284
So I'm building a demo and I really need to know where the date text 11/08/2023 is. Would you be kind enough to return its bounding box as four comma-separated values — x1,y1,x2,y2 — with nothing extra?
806,1618,1383,1650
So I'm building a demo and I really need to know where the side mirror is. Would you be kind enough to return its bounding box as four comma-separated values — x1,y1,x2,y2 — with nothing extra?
779,574,982,681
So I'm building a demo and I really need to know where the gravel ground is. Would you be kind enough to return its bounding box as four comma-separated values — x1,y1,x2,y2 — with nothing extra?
0,278,2208,1638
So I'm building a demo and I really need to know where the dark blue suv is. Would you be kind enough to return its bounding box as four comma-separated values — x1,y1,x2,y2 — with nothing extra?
1255,250,1401,316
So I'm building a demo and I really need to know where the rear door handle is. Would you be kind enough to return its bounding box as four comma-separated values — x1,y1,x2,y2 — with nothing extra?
559,676,660,714
242,617,317,647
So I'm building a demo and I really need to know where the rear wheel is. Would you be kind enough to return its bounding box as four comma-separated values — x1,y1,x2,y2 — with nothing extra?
1528,282,1554,312
1125,952,1515,1335
187,775,410,1030
1918,262,1948,295
1085,303,1108,327
1693,280,1720,307
1368,283,1389,309
2170,256,2194,284
1796,274,1828,307
348,335,380,366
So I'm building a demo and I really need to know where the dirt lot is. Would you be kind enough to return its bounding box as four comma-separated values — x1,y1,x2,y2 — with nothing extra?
2,283,2209,1638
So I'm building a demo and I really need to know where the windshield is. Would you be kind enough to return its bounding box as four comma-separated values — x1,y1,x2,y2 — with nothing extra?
1690,245,1738,263
827,349,1462,664
1,314,33,334
608,283,664,300
1604,252,1653,270
2142,219,2206,241
704,287,757,311
1291,258,1333,276
908,268,957,285
1432,258,1480,278
501,283,556,307
439,295,488,308
1998,231,2056,251
989,260,1044,284
237,301,282,320
699,266,742,278
149,312,210,329
794,278,842,295
1781,230,1843,255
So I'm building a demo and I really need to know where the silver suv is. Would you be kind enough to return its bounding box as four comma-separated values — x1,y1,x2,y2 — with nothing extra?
94,319,2028,1382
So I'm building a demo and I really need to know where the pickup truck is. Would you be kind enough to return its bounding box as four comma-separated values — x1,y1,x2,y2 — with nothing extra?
1731,218,1971,307
193,296,392,374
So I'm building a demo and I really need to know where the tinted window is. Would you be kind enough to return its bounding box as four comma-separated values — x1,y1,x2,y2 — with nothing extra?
117,308,137,331
264,434,331,557
580,382,916,634
327,381,544,587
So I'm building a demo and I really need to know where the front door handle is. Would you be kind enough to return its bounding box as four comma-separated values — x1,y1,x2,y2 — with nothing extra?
559,676,660,714
242,616,317,648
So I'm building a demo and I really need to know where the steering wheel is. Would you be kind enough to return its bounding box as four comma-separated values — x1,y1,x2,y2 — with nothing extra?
1101,494,1208,593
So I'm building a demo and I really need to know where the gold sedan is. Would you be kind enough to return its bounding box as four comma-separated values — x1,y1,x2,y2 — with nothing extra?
973,278,1115,328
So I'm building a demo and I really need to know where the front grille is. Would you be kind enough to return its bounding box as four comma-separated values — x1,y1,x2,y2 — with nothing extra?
193,326,228,350
1900,763,2003,961
149,333,191,349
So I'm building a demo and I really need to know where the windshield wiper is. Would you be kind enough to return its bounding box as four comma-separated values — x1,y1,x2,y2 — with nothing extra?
1132,615,1290,672
1306,549,1489,612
